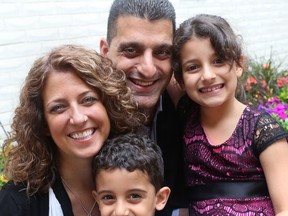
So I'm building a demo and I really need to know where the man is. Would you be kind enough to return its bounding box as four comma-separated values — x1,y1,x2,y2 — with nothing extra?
100,0,188,215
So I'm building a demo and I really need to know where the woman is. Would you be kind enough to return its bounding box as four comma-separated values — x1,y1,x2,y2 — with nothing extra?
0,45,142,216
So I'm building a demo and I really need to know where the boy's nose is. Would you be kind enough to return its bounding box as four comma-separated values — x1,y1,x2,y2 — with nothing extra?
113,202,130,216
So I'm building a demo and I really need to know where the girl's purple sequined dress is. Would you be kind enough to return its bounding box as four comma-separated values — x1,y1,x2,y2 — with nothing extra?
182,105,288,216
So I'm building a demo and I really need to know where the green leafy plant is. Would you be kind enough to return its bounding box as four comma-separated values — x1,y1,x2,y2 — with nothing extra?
238,54,288,131
0,125,9,189
0,149,7,190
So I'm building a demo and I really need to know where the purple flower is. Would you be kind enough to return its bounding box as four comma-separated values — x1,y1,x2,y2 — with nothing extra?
258,97,288,120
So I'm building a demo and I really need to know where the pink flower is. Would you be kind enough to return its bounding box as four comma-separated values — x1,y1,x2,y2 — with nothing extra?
260,80,267,87
262,64,270,69
246,77,257,84
277,77,288,88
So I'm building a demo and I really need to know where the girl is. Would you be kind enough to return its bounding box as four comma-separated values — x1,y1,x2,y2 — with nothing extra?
173,14,288,215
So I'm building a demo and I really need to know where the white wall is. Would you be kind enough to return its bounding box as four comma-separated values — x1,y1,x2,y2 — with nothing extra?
0,0,288,141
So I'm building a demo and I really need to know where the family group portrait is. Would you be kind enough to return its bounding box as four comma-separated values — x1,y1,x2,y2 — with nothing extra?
0,0,287,215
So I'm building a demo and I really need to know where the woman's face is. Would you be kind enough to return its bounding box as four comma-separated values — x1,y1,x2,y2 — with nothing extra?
43,70,110,160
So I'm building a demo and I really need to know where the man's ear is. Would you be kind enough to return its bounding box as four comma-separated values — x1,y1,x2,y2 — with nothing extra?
100,38,109,57
155,186,171,211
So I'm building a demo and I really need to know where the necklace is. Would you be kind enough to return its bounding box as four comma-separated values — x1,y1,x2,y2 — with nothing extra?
61,177,97,216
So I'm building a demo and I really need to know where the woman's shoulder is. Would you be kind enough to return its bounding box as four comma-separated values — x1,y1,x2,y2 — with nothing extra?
0,181,27,200
0,181,49,216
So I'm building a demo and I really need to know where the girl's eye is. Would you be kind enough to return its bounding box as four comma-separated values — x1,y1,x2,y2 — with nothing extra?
213,57,224,65
185,64,199,73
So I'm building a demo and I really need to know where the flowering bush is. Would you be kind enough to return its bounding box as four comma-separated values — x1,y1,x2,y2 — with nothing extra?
0,153,7,190
0,134,10,189
238,55,288,131
258,92,288,131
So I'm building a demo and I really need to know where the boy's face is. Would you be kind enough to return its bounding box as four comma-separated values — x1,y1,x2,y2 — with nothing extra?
93,169,170,216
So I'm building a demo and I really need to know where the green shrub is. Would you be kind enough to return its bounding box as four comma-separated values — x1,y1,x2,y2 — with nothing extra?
237,54,288,131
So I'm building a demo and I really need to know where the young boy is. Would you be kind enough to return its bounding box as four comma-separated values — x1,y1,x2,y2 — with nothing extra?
92,133,171,216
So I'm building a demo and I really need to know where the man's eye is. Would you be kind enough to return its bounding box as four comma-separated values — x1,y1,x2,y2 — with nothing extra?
155,49,171,59
123,47,138,57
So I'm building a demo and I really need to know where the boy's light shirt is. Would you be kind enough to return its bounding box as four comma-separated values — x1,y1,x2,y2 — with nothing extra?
172,209,179,216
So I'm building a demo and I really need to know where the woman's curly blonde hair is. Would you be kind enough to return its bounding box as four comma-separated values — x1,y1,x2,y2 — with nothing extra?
2,45,144,196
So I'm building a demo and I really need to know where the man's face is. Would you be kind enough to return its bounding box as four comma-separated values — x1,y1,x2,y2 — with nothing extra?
100,16,173,117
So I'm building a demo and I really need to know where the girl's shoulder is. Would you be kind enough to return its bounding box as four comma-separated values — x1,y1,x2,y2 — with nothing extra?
242,105,276,125
244,106,288,156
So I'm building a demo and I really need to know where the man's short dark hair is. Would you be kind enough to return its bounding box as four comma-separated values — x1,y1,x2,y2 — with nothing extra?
106,0,176,45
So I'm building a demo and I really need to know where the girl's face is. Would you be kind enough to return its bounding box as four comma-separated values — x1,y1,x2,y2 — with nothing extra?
43,71,110,160
180,37,243,108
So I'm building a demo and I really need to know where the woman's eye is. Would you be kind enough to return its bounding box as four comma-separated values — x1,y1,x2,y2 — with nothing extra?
50,104,65,113
82,96,97,104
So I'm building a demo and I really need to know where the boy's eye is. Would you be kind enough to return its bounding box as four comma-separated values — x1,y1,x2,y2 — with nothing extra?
102,194,114,200
129,193,141,199
100,194,115,205
127,193,143,204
